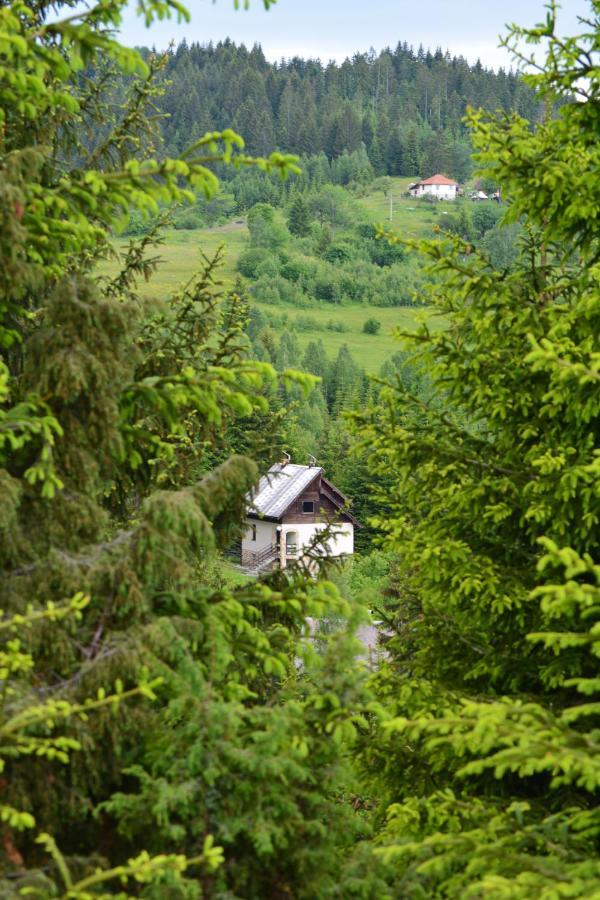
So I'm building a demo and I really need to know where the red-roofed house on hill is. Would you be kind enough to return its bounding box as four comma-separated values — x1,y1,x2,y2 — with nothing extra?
409,173,459,201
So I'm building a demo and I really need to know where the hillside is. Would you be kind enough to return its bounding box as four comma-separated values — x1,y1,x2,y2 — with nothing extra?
155,39,540,181
101,177,451,369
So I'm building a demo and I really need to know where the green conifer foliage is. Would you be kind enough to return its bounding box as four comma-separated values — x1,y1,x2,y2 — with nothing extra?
247,201,289,250
1,2,374,896
354,4,600,896
287,192,312,236
156,38,540,171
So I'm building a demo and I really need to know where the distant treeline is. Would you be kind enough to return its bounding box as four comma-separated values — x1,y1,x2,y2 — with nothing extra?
148,39,541,180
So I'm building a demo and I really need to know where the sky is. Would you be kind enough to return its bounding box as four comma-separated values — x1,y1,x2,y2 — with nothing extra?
118,0,591,71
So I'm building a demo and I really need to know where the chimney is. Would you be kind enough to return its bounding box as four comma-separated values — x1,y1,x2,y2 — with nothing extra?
281,451,291,468
308,455,317,467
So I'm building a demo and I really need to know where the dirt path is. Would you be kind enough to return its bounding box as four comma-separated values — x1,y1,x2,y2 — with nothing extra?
211,220,247,233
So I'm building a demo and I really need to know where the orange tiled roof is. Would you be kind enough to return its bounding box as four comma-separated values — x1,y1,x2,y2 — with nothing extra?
418,173,458,186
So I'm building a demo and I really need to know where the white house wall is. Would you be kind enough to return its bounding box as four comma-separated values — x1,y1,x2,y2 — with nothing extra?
438,185,457,200
413,184,457,200
242,519,276,554
280,522,354,568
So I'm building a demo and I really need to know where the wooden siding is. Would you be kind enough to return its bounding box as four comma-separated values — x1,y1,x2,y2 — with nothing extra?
280,472,352,524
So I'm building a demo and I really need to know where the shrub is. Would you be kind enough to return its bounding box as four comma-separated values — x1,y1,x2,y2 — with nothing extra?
295,314,323,332
247,202,289,250
237,247,271,278
280,256,315,283
323,241,356,263
314,276,340,304
254,256,281,279
309,185,363,228
368,237,405,267
173,208,205,230
250,274,312,307
471,201,503,238
480,222,522,270
363,317,381,334
121,210,157,236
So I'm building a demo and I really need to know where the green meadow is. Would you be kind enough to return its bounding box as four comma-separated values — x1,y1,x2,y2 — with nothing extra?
359,175,450,236
251,303,434,371
100,223,249,294
99,179,448,370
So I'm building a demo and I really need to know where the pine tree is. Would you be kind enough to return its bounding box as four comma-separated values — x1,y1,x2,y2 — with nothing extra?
287,192,312,236
354,5,600,896
0,2,374,896
421,127,453,176
385,128,405,175
328,345,362,414
154,35,540,172
403,125,422,175
302,339,330,381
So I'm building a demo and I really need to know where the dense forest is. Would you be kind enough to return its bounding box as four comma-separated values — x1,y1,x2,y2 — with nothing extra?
154,39,541,179
1,0,599,898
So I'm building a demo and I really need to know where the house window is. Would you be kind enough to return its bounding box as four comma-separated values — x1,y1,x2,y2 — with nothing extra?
286,531,298,556
251,524,257,541
302,501,314,513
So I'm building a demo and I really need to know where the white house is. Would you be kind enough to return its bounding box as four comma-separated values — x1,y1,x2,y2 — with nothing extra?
240,461,359,574
409,173,459,200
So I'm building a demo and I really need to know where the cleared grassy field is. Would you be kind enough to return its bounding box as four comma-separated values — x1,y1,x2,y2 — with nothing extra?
253,302,433,371
360,175,453,237
98,181,448,368
99,223,249,295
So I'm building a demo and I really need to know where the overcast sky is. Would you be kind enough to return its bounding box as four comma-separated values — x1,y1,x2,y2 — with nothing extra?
118,0,590,70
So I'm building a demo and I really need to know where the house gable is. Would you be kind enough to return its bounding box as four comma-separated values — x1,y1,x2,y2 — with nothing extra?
280,472,360,526
247,464,360,526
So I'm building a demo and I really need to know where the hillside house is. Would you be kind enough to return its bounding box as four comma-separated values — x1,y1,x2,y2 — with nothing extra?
241,461,359,574
409,173,459,200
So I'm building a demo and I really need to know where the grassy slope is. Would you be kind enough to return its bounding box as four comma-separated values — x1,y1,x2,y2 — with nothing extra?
359,176,451,237
99,177,447,370
101,223,248,294
257,306,432,371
